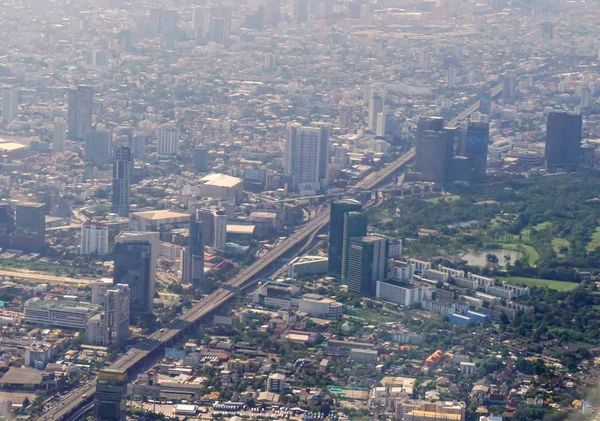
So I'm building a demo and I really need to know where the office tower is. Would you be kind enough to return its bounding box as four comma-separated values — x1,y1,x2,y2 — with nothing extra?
194,146,208,172
582,88,592,108
193,6,208,42
464,122,489,182
209,6,232,45
85,130,112,165
214,210,227,251
502,71,517,105
15,202,45,251
328,199,362,277
294,0,309,23
541,22,554,41
184,221,205,288
130,134,149,161
157,124,179,155
340,211,368,282
2,88,18,124
105,284,130,347
368,92,383,132
111,146,133,217
67,85,93,140
545,112,582,172
95,369,127,421
347,235,389,296
264,53,275,70
196,208,215,246
447,66,457,87
478,92,492,115
284,124,329,193
53,117,67,153
414,117,455,183
81,222,109,255
418,48,430,70
376,108,388,137
114,232,159,316
91,278,114,305
161,10,178,35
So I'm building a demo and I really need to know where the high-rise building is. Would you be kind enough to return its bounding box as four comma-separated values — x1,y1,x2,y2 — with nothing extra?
2,88,19,124
184,220,205,288
111,146,133,217
545,112,582,172
209,6,232,45
14,202,45,251
85,130,112,165
284,124,329,193
541,22,554,41
67,85,93,140
53,117,67,153
95,369,127,421
130,134,149,161
340,211,368,282
447,66,457,87
376,108,388,137
81,221,109,255
414,117,455,183
105,284,130,347
194,146,208,172
114,232,159,316
195,207,227,251
214,210,227,251
418,47,430,70
465,122,490,182
328,199,362,277
347,235,389,296
157,124,179,155
502,71,517,105
368,92,383,132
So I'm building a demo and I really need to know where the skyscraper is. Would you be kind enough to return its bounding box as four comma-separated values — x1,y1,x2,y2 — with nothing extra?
340,211,368,282
53,117,66,153
284,124,329,193
81,221,109,255
2,88,19,124
14,202,45,251
465,122,490,182
545,112,582,172
114,232,159,316
184,220,205,289
414,117,455,183
328,199,362,277
95,369,127,421
130,134,149,161
105,284,130,347
347,235,389,296
502,71,517,105
194,146,208,172
85,130,112,165
157,124,179,155
111,146,133,217
368,92,383,132
214,210,227,251
209,6,232,45
67,85,93,140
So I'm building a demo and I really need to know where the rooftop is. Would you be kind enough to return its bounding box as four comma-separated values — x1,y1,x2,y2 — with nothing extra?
0,367,43,385
200,173,243,188
131,209,191,221
25,299,101,313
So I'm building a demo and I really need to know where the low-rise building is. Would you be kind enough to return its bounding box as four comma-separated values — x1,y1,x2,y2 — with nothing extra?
287,256,328,278
376,280,432,306
24,299,101,329
298,294,342,318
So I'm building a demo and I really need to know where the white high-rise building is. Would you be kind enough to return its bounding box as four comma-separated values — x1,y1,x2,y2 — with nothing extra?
81,222,109,256
284,123,329,194
54,117,67,153
447,66,458,87
157,124,180,155
2,88,19,124
376,108,388,137
368,92,383,132
214,210,227,251
87,283,130,347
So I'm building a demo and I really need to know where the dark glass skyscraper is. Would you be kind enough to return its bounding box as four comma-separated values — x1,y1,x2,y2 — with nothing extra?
185,220,205,289
347,235,389,296
545,112,582,172
341,211,368,282
465,122,490,182
111,146,133,217
328,199,362,277
113,241,152,316
194,146,208,172
414,117,455,184
95,368,127,421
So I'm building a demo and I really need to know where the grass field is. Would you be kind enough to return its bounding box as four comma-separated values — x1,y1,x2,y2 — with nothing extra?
552,238,570,257
501,243,540,266
425,195,461,204
503,276,579,292
354,308,397,323
588,225,600,252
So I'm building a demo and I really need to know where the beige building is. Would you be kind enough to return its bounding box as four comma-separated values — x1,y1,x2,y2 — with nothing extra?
198,173,244,204
129,209,191,232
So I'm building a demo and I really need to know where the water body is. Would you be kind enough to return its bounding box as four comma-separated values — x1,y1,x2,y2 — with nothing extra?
460,249,522,268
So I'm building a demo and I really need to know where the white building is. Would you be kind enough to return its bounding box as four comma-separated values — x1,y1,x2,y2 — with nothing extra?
198,173,244,205
460,362,476,376
408,258,431,273
267,373,286,392
389,239,402,259
284,123,329,194
88,284,130,347
389,260,414,281
298,294,342,318
287,255,328,278
214,210,227,251
80,222,109,256
91,278,114,305
2,88,18,124
423,269,449,283
54,117,67,153
376,280,432,307
439,266,463,279
24,299,100,329
157,124,180,155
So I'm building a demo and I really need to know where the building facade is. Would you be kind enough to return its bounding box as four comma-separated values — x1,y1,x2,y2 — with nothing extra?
80,222,109,255
67,85,93,140
285,124,329,194
111,145,133,217
328,199,362,277
347,235,389,296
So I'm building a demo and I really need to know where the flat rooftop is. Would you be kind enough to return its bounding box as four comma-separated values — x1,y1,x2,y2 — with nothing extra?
200,173,243,188
131,209,191,220
0,367,43,385
25,299,101,312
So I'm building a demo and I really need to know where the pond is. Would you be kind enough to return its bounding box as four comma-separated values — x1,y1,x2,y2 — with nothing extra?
460,249,522,268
